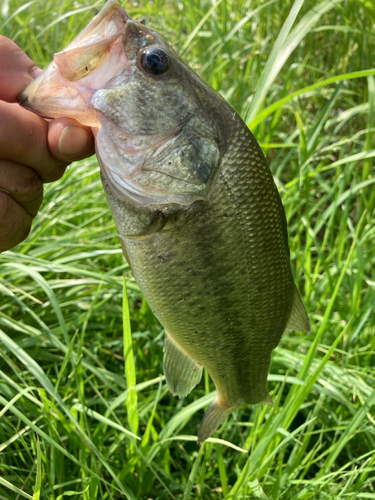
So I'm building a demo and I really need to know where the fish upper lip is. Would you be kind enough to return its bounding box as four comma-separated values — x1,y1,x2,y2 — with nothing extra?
62,0,131,50
18,1,132,126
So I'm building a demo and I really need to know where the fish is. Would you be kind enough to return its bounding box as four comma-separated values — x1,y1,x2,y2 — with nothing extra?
19,0,310,442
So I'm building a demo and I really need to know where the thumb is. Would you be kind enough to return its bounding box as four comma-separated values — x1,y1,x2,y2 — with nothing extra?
48,118,95,163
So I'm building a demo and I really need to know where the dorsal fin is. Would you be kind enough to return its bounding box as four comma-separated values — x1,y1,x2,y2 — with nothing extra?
283,285,311,336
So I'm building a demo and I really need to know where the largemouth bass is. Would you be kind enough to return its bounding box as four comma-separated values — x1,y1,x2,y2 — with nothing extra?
20,0,310,442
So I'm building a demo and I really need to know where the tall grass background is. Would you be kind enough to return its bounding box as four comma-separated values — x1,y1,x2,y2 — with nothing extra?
0,0,374,498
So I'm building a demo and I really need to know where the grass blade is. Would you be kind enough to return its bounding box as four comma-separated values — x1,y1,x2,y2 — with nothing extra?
248,69,375,128
246,0,306,122
318,388,375,476
32,438,42,500
123,277,139,437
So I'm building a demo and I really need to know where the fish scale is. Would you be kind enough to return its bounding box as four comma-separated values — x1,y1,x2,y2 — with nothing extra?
19,0,310,442
117,117,294,406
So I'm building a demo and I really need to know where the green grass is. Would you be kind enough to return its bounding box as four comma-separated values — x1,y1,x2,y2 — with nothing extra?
1,0,375,498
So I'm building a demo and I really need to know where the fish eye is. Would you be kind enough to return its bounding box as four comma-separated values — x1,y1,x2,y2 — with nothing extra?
140,47,170,75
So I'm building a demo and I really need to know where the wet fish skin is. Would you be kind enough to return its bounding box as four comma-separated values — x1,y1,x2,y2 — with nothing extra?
20,0,310,442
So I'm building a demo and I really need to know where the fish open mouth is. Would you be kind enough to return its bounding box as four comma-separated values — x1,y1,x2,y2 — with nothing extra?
18,0,131,127
19,0,215,207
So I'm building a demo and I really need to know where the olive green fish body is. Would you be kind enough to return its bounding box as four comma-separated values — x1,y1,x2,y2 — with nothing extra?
103,113,294,408
20,0,310,441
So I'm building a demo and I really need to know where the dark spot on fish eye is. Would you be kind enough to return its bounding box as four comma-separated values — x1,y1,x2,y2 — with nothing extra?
140,47,170,75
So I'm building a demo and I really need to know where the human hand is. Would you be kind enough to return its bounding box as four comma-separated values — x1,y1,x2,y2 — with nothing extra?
0,36,95,252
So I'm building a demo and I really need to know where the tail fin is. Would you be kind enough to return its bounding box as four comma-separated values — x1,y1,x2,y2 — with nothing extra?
198,395,236,443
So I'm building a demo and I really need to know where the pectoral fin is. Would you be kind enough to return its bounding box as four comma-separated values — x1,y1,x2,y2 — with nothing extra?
118,210,168,240
283,285,311,336
163,331,203,398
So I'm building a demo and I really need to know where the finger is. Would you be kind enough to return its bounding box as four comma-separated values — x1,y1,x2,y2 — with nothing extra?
0,160,43,217
0,190,33,252
0,101,68,182
0,36,41,103
48,118,95,162
0,102,95,181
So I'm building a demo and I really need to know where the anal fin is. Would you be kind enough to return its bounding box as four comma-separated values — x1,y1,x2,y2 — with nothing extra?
283,285,311,336
163,331,203,398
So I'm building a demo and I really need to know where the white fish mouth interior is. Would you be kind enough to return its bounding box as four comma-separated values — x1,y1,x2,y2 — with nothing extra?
53,0,131,84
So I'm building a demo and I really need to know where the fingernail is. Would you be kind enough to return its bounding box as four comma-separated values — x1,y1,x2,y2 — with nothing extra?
58,125,89,156
30,65,43,79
